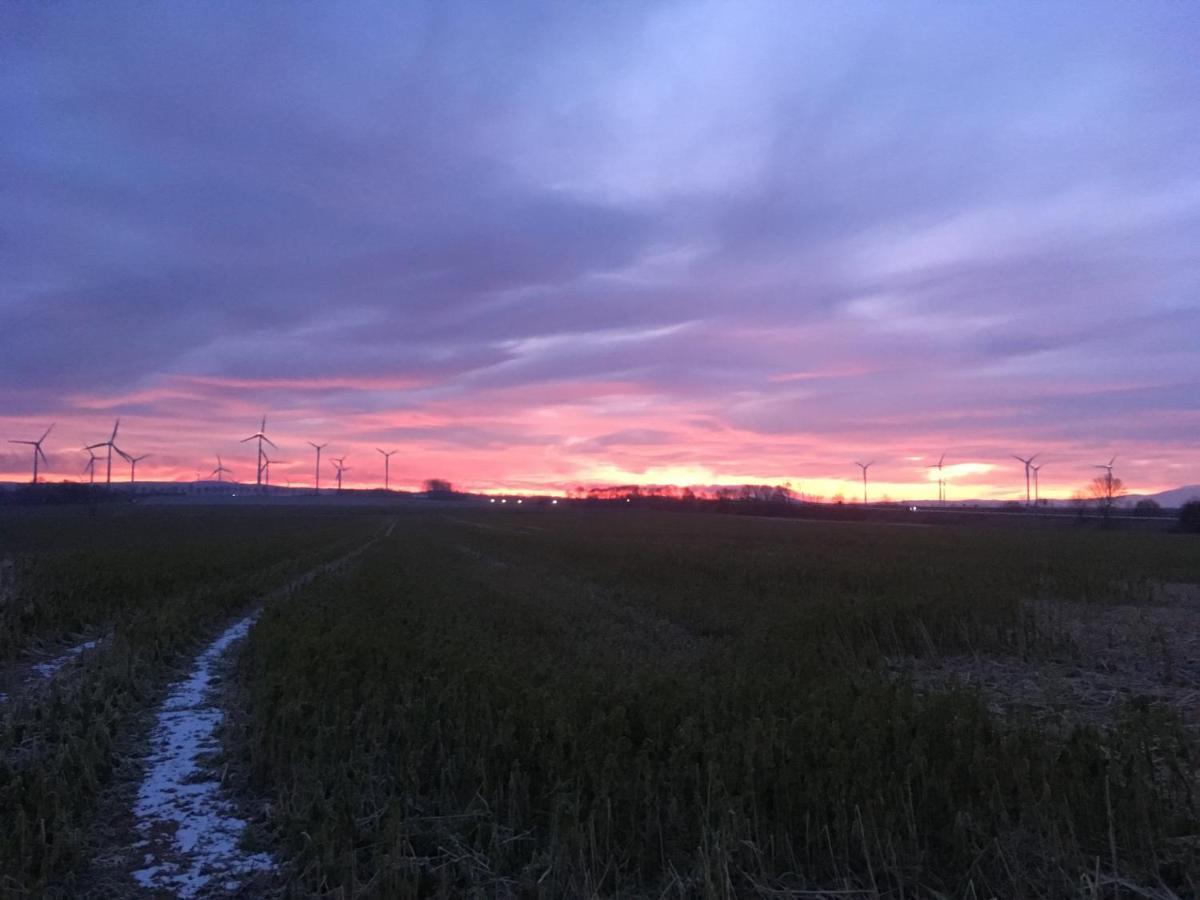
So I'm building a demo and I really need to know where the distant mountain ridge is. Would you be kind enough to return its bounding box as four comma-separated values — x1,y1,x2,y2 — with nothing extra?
1119,485,1200,509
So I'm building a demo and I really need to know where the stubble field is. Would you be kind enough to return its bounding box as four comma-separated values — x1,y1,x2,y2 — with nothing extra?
1,504,1197,897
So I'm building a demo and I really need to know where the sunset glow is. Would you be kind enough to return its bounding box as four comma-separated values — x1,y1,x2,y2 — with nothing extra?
3,3,1198,500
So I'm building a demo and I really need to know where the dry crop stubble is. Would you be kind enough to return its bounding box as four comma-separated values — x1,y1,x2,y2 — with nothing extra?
227,509,1200,897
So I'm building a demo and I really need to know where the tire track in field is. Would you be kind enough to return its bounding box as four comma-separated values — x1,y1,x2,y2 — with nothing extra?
124,520,394,897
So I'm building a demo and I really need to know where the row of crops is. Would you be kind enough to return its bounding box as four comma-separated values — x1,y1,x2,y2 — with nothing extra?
229,509,1200,897
0,506,387,894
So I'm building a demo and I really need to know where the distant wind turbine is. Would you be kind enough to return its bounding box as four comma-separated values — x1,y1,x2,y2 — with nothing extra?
377,448,397,491
210,454,231,483
1030,461,1044,506
854,460,874,505
1094,455,1117,498
82,446,98,485
927,452,946,503
240,415,276,492
307,442,327,494
86,419,122,487
262,456,286,490
331,457,347,493
9,423,54,484
117,449,149,485
1012,453,1038,506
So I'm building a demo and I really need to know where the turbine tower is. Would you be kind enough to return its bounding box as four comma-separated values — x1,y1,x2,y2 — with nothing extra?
1030,461,1044,506
854,460,874,505
927,452,946,503
210,454,231,483
1012,453,1037,506
307,442,327,494
82,447,98,485
117,449,149,485
377,448,397,491
86,419,122,487
240,415,276,492
9,423,54,484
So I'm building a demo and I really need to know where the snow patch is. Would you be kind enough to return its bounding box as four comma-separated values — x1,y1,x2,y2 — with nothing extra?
31,639,99,679
131,613,273,897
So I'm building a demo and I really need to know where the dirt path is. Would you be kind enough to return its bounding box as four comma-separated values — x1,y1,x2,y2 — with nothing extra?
129,614,271,897
110,520,395,896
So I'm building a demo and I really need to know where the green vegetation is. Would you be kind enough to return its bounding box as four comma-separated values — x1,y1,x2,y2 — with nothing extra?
231,510,1200,897
1,506,1196,896
0,506,385,893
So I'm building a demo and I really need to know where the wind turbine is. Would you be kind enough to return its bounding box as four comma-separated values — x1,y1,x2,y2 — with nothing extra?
377,448,397,491
1095,455,1116,499
262,456,286,490
927,452,946,503
331,457,347,493
9,423,54,484
210,454,231,483
117,449,149,485
240,415,276,491
86,419,122,487
82,447,98,485
307,442,327,494
1030,461,1044,506
1012,453,1038,506
854,460,874,505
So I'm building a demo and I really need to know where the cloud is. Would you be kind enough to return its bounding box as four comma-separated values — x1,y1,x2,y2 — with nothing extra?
1,1,1198,495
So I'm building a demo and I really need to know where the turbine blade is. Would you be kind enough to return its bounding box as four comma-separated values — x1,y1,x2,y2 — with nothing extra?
37,446,48,464
111,419,120,440
9,440,35,446
263,436,278,449
40,423,55,442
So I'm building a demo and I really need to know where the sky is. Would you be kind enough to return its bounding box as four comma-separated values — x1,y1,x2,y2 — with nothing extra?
2,1,1198,500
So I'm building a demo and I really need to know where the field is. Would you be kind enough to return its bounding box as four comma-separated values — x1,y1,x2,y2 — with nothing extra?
1,504,1198,897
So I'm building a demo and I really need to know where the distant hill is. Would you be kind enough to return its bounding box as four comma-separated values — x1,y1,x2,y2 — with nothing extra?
1120,485,1200,509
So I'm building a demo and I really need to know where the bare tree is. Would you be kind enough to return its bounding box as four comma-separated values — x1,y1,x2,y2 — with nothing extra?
1087,473,1126,518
